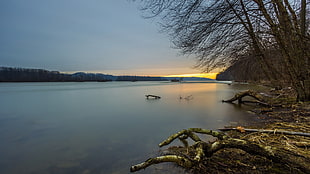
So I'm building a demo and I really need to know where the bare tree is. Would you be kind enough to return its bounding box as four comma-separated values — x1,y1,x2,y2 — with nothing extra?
252,0,310,101
138,0,250,72
136,0,310,101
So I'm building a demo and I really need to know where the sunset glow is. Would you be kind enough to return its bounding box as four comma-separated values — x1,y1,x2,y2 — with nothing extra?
166,73,218,79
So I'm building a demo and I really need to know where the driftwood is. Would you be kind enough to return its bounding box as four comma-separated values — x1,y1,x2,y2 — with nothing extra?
219,127,310,137
222,90,277,107
130,155,193,172
130,128,310,173
145,94,161,99
222,90,265,103
130,128,226,172
132,91,308,172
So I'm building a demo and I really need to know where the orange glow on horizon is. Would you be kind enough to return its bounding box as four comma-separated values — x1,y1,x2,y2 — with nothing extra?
63,70,219,79
165,73,218,79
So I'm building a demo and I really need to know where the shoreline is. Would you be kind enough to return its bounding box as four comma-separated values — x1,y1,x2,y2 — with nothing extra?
194,87,310,173
131,84,310,173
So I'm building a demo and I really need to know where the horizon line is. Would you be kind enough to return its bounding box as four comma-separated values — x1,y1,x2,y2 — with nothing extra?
0,66,218,79
64,71,218,79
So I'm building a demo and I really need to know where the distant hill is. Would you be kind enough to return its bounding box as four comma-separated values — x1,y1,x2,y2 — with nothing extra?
71,72,116,81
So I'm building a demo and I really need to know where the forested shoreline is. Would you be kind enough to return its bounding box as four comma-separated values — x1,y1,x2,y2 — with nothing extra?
0,66,212,82
0,67,167,82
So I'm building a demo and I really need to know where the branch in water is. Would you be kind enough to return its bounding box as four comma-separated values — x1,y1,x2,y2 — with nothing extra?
130,155,193,172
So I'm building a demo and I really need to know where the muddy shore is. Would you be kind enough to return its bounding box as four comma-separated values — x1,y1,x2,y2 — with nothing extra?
163,87,310,174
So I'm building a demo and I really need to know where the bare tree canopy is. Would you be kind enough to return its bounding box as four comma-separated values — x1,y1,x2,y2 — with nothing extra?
135,0,310,101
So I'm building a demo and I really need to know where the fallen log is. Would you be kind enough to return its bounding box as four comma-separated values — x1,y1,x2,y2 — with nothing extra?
218,127,310,137
240,100,272,107
130,155,193,172
145,94,161,99
222,90,265,103
222,90,283,107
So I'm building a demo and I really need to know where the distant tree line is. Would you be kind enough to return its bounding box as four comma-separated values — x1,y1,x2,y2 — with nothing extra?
0,67,168,82
0,67,72,82
71,72,115,82
115,76,164,81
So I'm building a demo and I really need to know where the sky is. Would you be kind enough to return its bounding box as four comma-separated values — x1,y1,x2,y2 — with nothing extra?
0,0,216,78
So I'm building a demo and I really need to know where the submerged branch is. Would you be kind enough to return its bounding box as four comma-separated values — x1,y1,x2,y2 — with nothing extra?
222,90,265,103
130,155,193,172
145,94,161,99
222,90,283,107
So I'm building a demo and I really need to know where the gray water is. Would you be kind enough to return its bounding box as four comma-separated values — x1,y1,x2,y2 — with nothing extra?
0,82,255,174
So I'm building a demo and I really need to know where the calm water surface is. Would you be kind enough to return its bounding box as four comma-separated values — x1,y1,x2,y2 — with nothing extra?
0,82,256,174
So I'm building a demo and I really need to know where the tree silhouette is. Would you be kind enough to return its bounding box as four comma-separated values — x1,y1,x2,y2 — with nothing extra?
137,0,310,101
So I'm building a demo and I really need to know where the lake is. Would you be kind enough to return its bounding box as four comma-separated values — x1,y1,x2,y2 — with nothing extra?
0,81,256,174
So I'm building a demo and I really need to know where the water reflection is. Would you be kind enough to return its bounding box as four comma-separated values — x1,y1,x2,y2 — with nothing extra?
0,82,256,174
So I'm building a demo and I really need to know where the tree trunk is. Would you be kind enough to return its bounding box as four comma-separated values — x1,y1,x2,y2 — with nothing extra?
297,80,310,102
253,0,310,102
301,0,306,36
